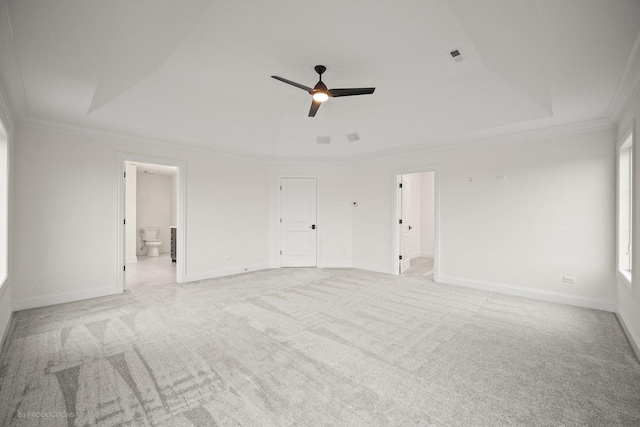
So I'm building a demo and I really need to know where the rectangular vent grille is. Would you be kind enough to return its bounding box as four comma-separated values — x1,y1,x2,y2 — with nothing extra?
316,136,331,145
347,132,360,142
449,48,464,62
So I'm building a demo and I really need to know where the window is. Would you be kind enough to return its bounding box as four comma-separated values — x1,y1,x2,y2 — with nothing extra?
0,120,6,286
618,130,633,287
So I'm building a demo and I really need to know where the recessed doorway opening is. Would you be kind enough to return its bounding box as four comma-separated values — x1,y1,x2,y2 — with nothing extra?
394,168,439,280
117,153,186,293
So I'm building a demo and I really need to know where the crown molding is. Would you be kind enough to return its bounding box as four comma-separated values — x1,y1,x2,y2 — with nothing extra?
348,117,615,165
606,28,640,124
17,116,269,165
18,114,615,168
265,118,614,165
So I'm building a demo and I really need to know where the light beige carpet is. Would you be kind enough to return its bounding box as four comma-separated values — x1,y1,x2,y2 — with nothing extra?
1,268,639,426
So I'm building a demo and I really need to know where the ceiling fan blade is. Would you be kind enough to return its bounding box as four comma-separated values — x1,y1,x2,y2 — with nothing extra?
271,76,313,93
308,100,321,117
328,87,375,97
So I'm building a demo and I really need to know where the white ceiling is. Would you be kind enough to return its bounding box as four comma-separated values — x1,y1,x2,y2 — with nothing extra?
1,0,640,160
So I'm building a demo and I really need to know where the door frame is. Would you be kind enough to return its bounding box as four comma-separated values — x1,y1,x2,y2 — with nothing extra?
278,176,321,268
399,174,412,274
392,166,440,280
116,152,187,293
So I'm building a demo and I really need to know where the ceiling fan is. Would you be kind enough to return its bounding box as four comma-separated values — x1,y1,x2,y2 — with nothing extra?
271,65,375,117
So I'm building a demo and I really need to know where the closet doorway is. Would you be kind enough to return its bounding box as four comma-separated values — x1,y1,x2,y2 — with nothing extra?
394,168,439,280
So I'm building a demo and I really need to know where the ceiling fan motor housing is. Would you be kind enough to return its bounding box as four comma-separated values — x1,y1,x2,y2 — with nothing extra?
271,64,375,117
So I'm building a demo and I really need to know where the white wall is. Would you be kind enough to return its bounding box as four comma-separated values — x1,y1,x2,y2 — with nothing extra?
420,172,435,257
12,124,270,307
7,117,621,328
268,164,353,268
136,171,171,255
617,86,640,359
10,121,619,319
125,163,137,263
353,128,617,310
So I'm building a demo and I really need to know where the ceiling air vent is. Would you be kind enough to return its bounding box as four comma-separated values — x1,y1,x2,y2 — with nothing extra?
347,132,360,142
449,48,464,63
316,136,331,145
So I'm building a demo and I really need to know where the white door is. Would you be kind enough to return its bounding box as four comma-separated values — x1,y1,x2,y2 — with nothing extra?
281,178,317,267
400,176,411,273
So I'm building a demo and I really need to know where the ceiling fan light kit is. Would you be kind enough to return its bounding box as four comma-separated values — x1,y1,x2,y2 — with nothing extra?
312,92,329,103
271,65,375,117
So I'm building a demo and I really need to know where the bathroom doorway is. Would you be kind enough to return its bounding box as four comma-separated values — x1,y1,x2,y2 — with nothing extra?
117,153,186,293
394,168,439,280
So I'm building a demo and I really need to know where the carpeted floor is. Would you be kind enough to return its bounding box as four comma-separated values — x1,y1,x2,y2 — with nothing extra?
1,268,639,426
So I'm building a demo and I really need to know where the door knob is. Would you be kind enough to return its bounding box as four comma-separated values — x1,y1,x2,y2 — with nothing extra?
408,225,413,230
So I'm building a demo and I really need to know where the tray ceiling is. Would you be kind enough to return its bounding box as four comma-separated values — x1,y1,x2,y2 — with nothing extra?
1,0,639,160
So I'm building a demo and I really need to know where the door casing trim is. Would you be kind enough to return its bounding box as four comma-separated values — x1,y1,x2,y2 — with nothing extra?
116,152,186,292
392,166,440,281
278,176,320,268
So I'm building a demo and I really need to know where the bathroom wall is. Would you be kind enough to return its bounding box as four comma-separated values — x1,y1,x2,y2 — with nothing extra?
136,171,173,255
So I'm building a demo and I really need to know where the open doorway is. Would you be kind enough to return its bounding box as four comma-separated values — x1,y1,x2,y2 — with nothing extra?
395,169,438,279
117,153,186,293
124,162,177,290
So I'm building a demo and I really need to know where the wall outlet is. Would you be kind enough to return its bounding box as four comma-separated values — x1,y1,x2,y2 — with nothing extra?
467,176,474,183
496,174,507,180
562,275,576,284
353,201,358,207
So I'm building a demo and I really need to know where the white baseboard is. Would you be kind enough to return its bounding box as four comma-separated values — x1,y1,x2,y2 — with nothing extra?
0,309,12,351
406,252,422,260
185,263,270,282
0,283,13,350
617,308,640,362
126,256,138,263
352,262,394,275
438,275,617,312
408,253,434,260
13,286,116,311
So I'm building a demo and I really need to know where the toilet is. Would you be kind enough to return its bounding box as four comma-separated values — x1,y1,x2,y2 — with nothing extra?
141,227,162,257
